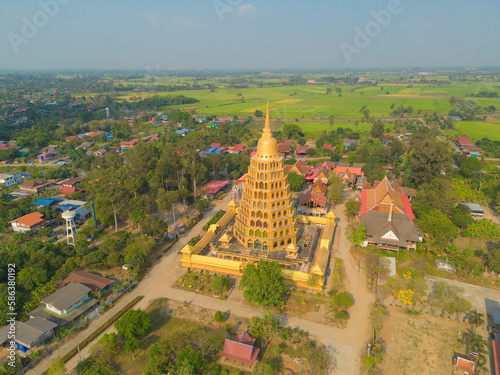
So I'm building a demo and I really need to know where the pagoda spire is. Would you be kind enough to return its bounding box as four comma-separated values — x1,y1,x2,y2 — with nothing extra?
264,101,271,131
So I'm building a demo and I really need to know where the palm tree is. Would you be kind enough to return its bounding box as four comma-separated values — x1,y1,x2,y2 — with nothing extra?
468,309,486,335
467,334,489,374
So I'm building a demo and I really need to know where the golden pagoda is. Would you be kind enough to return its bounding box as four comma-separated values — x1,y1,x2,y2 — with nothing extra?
233,102,298,251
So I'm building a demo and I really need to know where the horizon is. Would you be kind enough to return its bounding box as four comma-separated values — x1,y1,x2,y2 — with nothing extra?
1,0,499,71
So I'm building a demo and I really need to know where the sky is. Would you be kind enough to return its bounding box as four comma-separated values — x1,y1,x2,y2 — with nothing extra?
0,0,499,71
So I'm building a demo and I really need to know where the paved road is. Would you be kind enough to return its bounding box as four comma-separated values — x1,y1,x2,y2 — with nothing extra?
28,193,371,375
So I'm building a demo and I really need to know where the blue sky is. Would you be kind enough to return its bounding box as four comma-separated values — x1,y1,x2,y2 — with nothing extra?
1,0,499,71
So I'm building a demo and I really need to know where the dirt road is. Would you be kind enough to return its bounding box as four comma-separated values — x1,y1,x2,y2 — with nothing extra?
28,193,373,375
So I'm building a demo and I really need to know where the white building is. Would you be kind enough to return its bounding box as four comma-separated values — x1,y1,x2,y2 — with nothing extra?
0,172,24,187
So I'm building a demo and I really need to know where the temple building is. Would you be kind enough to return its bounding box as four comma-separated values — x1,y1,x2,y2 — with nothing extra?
180,103,338,290
233,102,298,251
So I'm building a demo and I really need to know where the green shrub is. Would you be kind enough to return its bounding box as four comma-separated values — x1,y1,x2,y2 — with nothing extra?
316,292,322,297
214,311,224,323
221,371,229,375
188,235,202,246
190,275,197,281
301,300,307,305
460,230,470,237
334,311,348,321
212,365,220,374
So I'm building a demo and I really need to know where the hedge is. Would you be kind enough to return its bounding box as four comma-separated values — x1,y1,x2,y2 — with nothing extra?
202,210,226,231
42,295,144,374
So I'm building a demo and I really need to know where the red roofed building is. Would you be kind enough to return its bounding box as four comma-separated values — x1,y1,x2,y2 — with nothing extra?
120,139,140,150
233,144,248,153
220,331,259,366
61,185,85,196
202,180,229,196
360,177,422,251
493,340,500,375
322,144,336,152
456,136,475,148
9,212,47,233
454,356,475,375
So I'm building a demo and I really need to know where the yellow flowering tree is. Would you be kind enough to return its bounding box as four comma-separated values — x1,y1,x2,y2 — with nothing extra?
398,289,414,306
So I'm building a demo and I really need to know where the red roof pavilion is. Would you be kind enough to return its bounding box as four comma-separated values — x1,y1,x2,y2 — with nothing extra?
220,331,259,366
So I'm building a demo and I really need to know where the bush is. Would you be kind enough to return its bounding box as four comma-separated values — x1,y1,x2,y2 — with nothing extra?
188,235,202,246
189,275,197,281
460,230,470,237
211,365,220,374
221,371,229,375
334,311,349,321
211,274,229,293
214,311,224,323
301,300,307,305
225,323,232,333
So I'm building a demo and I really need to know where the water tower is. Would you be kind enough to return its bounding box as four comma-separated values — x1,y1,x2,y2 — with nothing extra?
62,210,77,246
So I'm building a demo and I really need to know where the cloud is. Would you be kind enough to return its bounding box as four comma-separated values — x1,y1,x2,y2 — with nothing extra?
142,11,159,25
172,16,196,28
232,4,257,16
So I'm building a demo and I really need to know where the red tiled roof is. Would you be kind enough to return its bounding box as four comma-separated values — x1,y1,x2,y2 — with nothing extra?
332,166,364,176
203,180,229,195
493,341,500,375
238,174,247,182
220,331,259,366
9,212,45,227
456,136,475,147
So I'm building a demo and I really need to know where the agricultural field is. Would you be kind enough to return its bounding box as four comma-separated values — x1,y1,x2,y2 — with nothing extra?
451,121,500,142
279,120,392,136
101,81,499,119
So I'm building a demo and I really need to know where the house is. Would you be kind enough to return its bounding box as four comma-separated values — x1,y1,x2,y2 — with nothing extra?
13,180,56,197
360,177,422,251
33,197,63,209
85,131,106,138
93,149,107,157
220,331,260,366
9,212,47,233
60,177,84,187
456,136,483,157
29,283,98,327
322,144,336,152
77,141,95,151
460,203,484,217
0,171,24,187
65,135,84,142
332,165,365,188
58,270,114,291
175,129,193,136
278,140,294,156
120,139,140,150
343,138,358,149
37,151,59,162
295,145,309,158
0,317,57,353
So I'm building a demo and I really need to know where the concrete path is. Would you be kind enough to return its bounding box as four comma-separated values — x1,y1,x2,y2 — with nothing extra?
28,193,372,375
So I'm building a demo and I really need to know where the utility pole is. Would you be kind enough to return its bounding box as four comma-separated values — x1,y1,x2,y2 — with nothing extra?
78,344,82,362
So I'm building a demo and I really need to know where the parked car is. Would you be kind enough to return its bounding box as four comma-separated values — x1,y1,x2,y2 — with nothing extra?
176,224,185,234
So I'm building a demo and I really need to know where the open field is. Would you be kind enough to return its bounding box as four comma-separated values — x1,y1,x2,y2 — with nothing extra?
379,307,464,375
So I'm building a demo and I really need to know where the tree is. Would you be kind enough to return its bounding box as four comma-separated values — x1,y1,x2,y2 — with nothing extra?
240,260,287,308
409,135,452,186
48,358,66,375
416,208,457,248
123,338,140,360
92,333,117,365
176,346,204,374
428,281,461,313
141,216,167,240
468,309,485,335
445,297,471,321
247,312,280,347
327,175,344,205
344,198,360,221
254,109,264,117
287,171,305,191
114,309,151,341
333,292,354,309
371,122,384,138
